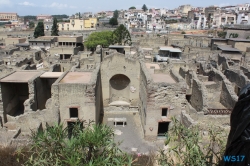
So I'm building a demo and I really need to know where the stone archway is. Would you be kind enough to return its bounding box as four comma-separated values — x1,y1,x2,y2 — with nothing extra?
109,74,130,103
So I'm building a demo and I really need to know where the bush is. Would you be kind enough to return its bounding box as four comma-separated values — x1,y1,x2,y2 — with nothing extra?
181,31,186,34
158,117,227,166
23,121,132,165
217,31,227,38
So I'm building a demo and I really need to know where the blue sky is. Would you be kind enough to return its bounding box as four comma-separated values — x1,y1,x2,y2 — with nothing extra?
0,0,247,15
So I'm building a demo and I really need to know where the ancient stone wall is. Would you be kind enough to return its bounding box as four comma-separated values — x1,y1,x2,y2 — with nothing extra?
218,54,229,71
240,66,250,79
190,75,208,112
58,83,95,126
144,82,186,140
170,69,185,82
137,37,166,48
224,69,250,89
101,52,140,107
210,68,238,109
138,62,151,129
49,64,61,72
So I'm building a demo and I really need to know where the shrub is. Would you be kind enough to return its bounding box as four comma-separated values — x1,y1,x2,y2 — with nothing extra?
158,117,227,166
24,121,132,165
217,31,227,38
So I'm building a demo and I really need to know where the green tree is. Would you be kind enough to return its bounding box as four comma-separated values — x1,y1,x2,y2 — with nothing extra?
79,12,81,19
142,4,148,12
23,15,36,21
113,10,119,19
51,14,69,19
129,6,136,10
24,122,132,165
51,18,59,36
109,17,118,26
85,31,113,50
112,24,132,45
28,21,35,29
33,22,45,38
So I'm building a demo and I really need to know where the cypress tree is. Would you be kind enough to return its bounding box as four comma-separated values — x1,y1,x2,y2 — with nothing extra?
51,18,59,36
34,22,45,38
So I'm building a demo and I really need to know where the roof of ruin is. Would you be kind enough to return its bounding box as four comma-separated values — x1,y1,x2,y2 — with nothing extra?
159,47,182,52
15,43,30,47
0,71,41,83
228,38,250,42
60,72,92,84
217,45,241,52
40,72,64,78
109,45,131,48
145,63,160,69
151,73,176,83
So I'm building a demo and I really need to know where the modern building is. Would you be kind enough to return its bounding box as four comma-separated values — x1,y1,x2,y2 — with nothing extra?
58,18,97,31
0,13,18,22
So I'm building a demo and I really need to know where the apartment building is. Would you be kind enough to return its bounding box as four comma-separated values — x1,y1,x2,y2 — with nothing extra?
0,13,18,22
58,18,97,31
84,18,97,28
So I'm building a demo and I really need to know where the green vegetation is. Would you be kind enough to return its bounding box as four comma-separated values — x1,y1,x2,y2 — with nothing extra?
109,17,118,26
34,22,45,38
112,24,132,45
51,18,59,36
21,121,132,165
85,31,114,50
165,19,178,24
24,15,36,21
181,31,186,34
229,33,238,38
52,14,69,19
217,31,227,38
29,21,35,29
113,10,119,19
85,24,132,50
129,6,136,10
158,117,227,166
109,10,119,26
142,4,148,12
58,19,70,22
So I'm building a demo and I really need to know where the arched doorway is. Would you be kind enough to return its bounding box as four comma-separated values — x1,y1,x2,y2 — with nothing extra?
109,74,130,103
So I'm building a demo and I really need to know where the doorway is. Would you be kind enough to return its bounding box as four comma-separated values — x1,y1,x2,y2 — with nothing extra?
157,122,170,137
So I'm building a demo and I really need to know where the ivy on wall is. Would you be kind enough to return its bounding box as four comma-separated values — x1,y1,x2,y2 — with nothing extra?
229,33,238,38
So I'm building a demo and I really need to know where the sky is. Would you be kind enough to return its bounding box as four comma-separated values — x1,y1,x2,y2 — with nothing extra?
0,0,248,16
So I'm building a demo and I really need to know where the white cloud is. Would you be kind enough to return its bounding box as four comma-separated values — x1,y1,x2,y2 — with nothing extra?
18,1,35,6
46,2,77,9
0,0,11,6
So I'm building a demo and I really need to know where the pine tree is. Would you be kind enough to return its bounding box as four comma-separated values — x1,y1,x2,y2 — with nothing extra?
51,18,59,36
34,22,45,38
112,24,131,45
